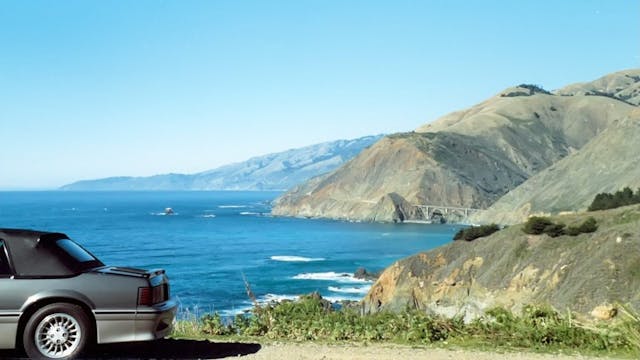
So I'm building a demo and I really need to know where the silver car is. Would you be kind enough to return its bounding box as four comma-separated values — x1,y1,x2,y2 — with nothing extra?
0,229,177,359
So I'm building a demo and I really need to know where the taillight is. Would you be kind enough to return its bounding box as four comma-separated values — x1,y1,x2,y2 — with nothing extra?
152,285,164,302
138,287,152,306
138,284,168,306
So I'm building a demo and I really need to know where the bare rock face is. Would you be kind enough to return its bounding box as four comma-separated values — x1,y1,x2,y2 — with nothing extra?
363,205,640,320
273,70,639,222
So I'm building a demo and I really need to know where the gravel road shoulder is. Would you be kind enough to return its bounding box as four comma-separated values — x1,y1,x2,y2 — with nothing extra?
241,342,621,360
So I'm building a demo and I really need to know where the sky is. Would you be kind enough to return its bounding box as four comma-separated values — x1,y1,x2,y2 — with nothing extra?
0,0,638,189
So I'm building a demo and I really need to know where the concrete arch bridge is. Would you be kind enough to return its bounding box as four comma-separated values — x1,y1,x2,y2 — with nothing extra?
414,204,480,223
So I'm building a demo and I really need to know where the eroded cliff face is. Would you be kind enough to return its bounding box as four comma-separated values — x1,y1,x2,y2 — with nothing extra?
273,70,639,222
363,206,640,320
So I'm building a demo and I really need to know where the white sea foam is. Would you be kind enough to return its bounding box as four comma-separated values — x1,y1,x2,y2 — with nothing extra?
150,212,179,216
270,255,325,262
328,285,371,294
258,293,298,304
200,214,216,218
292,272,372,283
218,205,247,208
240,211,261,216
323,295,362,303
219,306,253,317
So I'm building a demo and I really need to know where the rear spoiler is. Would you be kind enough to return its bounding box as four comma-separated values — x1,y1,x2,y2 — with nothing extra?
110,267,166,278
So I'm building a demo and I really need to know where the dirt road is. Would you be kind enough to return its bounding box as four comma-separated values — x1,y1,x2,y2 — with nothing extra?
241,342,620,360
0,339,621,359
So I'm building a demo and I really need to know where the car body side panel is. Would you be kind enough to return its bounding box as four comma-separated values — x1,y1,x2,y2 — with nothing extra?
0,272,177,348
0,312,20,348
0,273,146,349
1,274,142,312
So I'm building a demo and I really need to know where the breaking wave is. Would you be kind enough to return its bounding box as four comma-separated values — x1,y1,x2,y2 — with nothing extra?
240,211,261,216
270,255,325,262
292,272,371,283
328,285,371,294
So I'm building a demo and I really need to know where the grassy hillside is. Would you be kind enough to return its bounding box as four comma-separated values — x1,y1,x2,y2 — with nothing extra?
364,205,640,319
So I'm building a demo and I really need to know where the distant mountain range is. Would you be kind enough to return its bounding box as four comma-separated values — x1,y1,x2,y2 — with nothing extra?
272,69,640,223
60,135,383,191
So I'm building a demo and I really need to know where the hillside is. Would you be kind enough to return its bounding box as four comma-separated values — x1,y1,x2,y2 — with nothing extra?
472,109,640,224
60,135,382,191
273,69,639,222
555,68,640,105
363,205,640,319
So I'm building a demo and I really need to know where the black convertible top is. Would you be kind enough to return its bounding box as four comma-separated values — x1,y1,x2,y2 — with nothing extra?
0,228,104,277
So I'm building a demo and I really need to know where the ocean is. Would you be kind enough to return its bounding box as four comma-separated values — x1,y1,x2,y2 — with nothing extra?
0,191,461,316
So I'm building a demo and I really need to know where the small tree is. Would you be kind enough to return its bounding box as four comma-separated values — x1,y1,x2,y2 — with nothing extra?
522,217,553,235
588,187,640,211
454,224,500,241
543,223,566,238
578,217,598,233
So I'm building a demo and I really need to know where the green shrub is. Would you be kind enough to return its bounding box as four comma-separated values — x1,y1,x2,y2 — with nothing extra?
522,217,553,235
453,224,500,241
517,83,551,95
543,223,566,238
565,226,581,236
588,187,640,211
201,313,233,336
523,216,598,237
578,217,598,233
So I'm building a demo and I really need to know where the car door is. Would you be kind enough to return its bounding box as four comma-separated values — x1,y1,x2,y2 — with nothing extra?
0,239,20,349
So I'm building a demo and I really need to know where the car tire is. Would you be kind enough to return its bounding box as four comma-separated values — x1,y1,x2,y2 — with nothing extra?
23,303,91,360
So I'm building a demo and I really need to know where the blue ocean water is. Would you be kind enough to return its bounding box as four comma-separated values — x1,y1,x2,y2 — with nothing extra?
0,191,461,316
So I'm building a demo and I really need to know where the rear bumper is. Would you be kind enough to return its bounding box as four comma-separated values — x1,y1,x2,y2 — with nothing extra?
135,298,178,341
95,297,178,344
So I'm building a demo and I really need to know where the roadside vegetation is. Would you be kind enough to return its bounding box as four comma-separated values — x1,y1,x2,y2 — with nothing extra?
522,216,598,237
453,224,500,241
589,187,640,212
172,294,640,357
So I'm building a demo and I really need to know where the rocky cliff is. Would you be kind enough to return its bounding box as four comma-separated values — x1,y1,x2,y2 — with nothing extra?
363,205,640,320
60,135,382,191
273,70,639,222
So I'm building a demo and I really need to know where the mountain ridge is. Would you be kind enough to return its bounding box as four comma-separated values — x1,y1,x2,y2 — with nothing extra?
60,135,383,191
272,69,640,222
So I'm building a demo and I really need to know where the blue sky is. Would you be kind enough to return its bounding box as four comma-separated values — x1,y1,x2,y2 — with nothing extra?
1,0,638,189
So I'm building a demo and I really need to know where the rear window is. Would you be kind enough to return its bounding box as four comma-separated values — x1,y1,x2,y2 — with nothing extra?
11,237,104,277
0,240,12,275
56,239,97,262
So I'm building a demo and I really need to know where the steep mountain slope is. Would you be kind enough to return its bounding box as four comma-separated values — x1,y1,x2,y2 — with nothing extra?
472,110,640,224
60,135,382,191
363,205,640,319
273,70,639,222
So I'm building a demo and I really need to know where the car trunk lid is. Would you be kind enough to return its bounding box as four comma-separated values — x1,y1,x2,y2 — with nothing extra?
94,266,170,305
